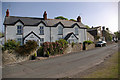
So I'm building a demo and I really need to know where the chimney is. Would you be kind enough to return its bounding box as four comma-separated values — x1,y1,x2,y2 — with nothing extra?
43,11,47,20
6,9,9,17
106,28,109,31
77,16,81,22
102,26,105,30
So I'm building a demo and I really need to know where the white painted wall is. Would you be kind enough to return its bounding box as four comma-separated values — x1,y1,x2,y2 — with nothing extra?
5,21,87,45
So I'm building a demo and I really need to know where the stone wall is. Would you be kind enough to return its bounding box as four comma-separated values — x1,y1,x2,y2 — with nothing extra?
64,43,83,54
2,50,36,66
85,43,95,50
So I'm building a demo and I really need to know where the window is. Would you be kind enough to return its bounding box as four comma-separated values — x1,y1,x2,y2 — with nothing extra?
75,27,78,35
17,25,23,34
17,38,22,45
58,26,63,35
40,26,44,35
40,38,44,42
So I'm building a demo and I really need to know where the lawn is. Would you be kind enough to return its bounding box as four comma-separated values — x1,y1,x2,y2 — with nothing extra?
83,52,119,78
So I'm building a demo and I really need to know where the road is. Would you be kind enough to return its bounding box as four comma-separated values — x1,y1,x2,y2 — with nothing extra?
3,43,118,78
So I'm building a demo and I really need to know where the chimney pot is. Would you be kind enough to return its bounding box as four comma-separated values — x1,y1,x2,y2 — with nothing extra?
6,9,9,17
102,26,105,30
77,16,81,22
43,11,47,20
106,28,109,30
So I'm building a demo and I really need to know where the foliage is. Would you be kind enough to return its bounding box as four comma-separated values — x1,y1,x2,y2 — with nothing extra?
95,36,100,40
0,32,4,37
85,25,90,29
54,16,68,20
15,40,38,55
37,46,44,57
38,39,68,57
2,39,20,51
71,42,75,47
114,31,120,40
83,40,93,45
70,19,76,21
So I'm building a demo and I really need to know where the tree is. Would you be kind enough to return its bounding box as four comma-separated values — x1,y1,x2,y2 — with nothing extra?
85,25,90,28
114,31,120,40
69,19,76,21
54,16,68,20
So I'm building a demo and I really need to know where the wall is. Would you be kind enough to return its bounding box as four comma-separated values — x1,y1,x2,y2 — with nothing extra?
64,43,83,54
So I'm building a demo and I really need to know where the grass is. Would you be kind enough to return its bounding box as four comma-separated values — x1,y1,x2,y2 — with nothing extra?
83,52,119,78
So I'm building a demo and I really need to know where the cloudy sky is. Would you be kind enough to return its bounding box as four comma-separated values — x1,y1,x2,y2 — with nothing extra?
1,1,118,33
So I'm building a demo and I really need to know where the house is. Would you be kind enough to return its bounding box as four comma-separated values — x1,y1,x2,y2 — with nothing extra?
3,9,88,46
102,26,113,42
87,26,102,42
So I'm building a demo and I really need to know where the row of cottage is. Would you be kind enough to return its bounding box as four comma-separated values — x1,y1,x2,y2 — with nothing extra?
3,9,107,46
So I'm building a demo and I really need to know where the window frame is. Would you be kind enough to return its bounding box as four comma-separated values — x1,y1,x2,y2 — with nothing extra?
39,26,44,35
58,26,63,35
17,25,23,35
75,27,79,35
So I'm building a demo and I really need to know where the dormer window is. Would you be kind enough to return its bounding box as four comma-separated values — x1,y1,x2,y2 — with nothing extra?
58,26,63,35
75,27,78,35
17,25,23,35
40,26,44,35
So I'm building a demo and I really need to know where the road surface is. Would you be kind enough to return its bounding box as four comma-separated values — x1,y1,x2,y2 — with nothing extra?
3,43,118,78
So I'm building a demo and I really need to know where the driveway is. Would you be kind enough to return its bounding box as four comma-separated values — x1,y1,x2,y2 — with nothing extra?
2,43,118,78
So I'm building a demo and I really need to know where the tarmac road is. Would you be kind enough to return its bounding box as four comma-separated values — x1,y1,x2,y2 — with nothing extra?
2,43,118,78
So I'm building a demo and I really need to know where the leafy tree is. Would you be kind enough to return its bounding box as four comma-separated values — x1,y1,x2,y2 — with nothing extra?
54,16,68,20
70,19,76,21
114,31,120,40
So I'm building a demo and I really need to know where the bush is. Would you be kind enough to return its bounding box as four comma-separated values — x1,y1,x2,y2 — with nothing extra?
71,42,75,47
37,46,44,57
39,39,68,56
83,40,93,45
2,39,20,51
15,40,38,55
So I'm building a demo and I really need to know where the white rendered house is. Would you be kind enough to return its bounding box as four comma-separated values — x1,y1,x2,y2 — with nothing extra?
4,9,87,46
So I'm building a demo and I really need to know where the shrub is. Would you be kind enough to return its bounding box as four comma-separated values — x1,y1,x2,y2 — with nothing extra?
2,39,20,51
37,46,44,57
83,40,93,45
40,39,68,56
71,42,75,47
15,40,38,55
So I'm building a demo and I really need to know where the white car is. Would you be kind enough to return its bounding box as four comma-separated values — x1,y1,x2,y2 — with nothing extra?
95,41,107,47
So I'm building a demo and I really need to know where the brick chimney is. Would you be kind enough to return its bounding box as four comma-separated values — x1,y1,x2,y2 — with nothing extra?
43,11,47,20
106,28,109,31
102,26,105,30
77,16,81,22
6,9,9,17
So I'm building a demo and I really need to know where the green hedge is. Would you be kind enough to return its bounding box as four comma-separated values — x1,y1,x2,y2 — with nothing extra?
37,39,68,57
83,40,93,45
15,40,38,55
2,39,20,51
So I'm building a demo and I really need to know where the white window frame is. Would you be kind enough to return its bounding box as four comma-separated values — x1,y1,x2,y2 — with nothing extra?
75,27,78,35
58,26,63,35
17,38,22,45
17,25,23,35
40,26,44,35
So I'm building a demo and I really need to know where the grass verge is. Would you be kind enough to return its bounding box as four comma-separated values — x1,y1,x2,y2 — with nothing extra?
83,52,119,78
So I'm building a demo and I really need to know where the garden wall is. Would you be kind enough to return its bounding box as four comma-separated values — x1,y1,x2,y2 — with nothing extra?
85,43,95,50
2,50,36,66
64,43,83,54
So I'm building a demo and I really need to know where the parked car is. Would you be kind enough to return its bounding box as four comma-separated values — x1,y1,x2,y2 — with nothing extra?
95,41,107,47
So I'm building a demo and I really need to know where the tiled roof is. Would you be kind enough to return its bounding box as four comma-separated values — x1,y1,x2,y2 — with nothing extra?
4,16,86,28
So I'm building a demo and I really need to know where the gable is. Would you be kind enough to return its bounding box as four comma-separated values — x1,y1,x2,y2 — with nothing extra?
23,31,40,41
64,32,78,40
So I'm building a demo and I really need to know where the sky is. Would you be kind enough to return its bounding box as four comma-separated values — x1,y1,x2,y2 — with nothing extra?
1,2,118,33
